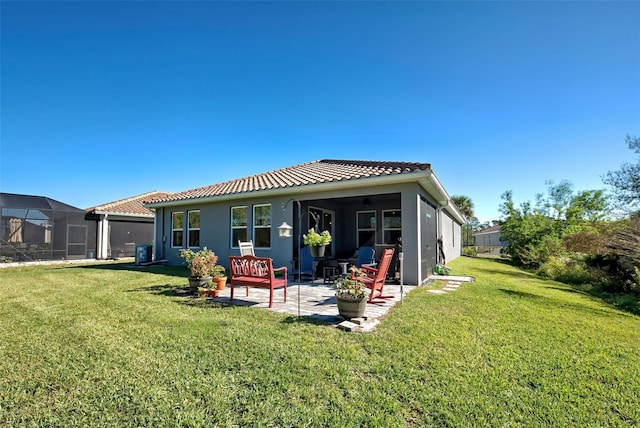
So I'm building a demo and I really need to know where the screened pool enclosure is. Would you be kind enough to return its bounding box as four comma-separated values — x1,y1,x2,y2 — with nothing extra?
0,193,97,262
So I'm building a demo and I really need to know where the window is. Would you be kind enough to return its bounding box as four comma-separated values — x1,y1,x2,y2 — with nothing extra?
188,210,200,247
382,210,401,245
171,212,184,247
357,211,376,247
231,206,248,246
253,204,271,248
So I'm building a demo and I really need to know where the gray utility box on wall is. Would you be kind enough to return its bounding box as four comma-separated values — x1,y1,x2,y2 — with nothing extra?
135,244,153,265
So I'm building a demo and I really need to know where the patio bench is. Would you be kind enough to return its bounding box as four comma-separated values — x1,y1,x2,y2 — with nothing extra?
228,255,287,308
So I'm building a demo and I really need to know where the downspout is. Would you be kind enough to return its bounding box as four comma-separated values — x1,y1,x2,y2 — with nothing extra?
437,200,448,266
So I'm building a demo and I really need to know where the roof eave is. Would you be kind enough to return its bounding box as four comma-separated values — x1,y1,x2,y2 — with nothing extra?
91,210,155,218
418,172,466,224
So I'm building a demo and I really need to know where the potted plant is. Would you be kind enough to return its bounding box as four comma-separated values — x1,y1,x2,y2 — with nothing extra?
178,247,223,291
197,283,213,298
303,229,332,257
333,267,369,319
211,267,228,292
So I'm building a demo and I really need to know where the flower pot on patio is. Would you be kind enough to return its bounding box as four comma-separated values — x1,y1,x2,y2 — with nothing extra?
336,295,367,320
188,276,212,292
212,276,227,291
334,266,369,319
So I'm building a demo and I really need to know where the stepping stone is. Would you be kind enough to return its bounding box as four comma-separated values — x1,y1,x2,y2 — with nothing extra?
359,320,380,332
443,287,458,292
427,289,448,294
337,321,361,332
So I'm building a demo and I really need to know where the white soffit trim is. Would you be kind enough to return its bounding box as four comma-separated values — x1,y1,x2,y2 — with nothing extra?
92,210,155,219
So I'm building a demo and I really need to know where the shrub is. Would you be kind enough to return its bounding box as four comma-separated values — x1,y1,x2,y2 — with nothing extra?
463,246,477,257
178,247,225,278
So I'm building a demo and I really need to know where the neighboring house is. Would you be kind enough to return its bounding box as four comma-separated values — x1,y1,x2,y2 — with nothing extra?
85,191,171,259
145,159,465,285
472,225,507,254
0,192,97,261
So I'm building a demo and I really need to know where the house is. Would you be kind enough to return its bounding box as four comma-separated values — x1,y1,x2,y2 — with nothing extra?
0,192,97,261
145,159,465,285
85,191,171,259
472,225,506,255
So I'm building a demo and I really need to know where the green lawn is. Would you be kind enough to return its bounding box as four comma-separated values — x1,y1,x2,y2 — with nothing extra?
1,258,638,426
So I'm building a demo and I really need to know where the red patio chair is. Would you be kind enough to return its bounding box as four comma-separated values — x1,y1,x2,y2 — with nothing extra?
356,248,395,304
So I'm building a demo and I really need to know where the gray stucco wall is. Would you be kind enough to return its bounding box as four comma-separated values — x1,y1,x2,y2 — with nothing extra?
439,209,462,266
152,182,462,285
474,231,506,247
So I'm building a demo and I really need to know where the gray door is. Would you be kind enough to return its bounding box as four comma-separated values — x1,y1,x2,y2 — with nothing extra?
420,198,437,282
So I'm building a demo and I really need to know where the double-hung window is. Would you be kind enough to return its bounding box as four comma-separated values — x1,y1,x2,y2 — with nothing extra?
187,210,200,247
253,204,271,248
382,210,402,245
171,212,184,247
356,211,376,247
231,206,248,246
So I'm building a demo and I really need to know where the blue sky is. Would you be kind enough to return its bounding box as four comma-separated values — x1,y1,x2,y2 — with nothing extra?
1,1,638,222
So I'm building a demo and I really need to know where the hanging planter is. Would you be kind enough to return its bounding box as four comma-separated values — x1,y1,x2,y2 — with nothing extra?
303,229,331,258
310,245,326,258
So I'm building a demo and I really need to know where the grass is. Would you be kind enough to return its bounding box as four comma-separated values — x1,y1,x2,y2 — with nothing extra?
1,257,639,426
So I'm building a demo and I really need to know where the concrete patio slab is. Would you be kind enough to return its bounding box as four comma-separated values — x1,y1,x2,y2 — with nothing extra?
205,278,418,324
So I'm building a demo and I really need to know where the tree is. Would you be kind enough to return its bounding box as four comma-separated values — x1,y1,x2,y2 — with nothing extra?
452,195,474,219
603,135,640,213
452,195,475,246
499,182,609,268
463,216,481,248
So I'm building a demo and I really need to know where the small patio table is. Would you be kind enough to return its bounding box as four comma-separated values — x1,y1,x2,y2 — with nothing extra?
338,261,350,275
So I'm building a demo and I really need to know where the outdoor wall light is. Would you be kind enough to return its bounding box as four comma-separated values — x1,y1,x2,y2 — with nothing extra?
278,222,292,238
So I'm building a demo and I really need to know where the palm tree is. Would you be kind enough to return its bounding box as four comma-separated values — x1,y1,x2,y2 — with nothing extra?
452,195,475,246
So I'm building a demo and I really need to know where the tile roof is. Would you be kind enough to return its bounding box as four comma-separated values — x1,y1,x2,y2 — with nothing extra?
147,159,432,204
472,225,501,235
87,191,172,216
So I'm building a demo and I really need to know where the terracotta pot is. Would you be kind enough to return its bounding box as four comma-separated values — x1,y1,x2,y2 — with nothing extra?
336,295,367,319
212,276,227,291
